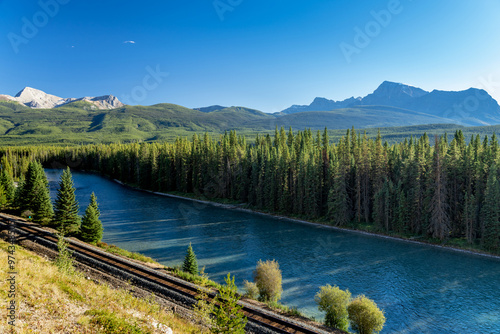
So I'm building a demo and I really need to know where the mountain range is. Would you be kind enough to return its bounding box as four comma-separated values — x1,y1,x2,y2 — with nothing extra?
0,87,124,110
1,81,500,146
279,81,500,126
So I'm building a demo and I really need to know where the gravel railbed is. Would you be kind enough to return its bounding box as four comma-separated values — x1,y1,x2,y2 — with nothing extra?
0,217,333,334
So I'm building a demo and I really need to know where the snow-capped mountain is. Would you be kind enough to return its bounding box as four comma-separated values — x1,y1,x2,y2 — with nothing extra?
0,87,124,110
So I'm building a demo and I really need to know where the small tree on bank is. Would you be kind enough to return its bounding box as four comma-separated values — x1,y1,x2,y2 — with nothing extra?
253,259,282,303
79,193,103,244
54,167,80,234
212,273,247,333
347,295,386,334
183,243,199,275
315,284,351,331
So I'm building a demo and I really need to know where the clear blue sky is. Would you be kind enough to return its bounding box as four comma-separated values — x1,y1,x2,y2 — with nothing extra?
1,0,500,113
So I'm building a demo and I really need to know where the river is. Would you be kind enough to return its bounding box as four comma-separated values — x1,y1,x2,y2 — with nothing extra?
46,169,500,333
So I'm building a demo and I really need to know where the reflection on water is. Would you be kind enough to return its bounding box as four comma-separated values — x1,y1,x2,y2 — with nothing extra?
46,169,500,334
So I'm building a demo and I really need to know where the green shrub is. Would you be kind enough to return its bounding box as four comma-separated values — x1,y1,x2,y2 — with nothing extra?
347,295,386,334
84,309,144,334
253,259,282,303
243,280,259,299
54,233,74,275
315,284,351,331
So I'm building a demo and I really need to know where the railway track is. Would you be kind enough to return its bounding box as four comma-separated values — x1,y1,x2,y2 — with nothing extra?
0,213,337,334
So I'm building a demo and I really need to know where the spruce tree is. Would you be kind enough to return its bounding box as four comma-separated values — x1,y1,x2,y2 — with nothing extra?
0,169,15,206
183,243,199,275
14,175,25,211
481,165,500,251
54,167,80,234
79,199,103,244
0,185,7,209
89,192,100,215
18,161,53,224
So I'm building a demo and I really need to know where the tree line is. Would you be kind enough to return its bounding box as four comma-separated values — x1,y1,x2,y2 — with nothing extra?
0,158,103,244
1,127,499,252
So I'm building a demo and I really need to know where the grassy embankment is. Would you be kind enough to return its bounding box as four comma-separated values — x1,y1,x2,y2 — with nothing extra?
0,239,202,333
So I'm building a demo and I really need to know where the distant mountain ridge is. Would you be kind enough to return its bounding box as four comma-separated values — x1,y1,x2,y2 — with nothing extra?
193,105,228,113
0,87,124,110
280,81,500,126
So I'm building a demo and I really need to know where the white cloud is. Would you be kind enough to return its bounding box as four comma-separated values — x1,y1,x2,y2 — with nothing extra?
123,41,136,44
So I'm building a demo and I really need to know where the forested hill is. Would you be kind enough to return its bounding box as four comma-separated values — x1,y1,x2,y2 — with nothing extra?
1,99,500,146
0,101,273,145
2,128,500,254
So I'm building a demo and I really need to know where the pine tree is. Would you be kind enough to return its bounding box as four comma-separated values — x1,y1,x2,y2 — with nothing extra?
79,193,103,244
0,185,7,209
328,165,351,226
89,192,100,215
481,165,500,251
54,167,80,234
0,169,15,206
183,243,198,275
14,175,25,211
212,273,248,333
18,161,53,224
428,136,450,240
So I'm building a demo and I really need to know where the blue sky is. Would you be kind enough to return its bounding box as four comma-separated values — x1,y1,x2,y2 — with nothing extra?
1,0,500,113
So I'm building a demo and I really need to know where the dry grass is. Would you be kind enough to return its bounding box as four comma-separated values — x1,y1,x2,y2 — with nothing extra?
0,240,203,333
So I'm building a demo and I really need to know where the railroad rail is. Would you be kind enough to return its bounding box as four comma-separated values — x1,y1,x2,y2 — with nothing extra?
0,213,338,334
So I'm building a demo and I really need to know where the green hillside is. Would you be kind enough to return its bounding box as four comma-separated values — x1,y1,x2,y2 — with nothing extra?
0,101,498,146
0,102,273,145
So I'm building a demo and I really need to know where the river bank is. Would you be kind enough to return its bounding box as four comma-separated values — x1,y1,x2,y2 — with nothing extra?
111,178,500,262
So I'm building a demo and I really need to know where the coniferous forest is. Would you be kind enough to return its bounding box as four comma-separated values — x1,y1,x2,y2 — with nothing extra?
1,127,499,253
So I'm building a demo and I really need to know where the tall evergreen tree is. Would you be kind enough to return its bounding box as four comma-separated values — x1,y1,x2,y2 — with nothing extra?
54,167,80,234
481,165,500,251
79,194,103,244
18,161,53,224
0,169,15,206
428,137,450,240
327,164,351,226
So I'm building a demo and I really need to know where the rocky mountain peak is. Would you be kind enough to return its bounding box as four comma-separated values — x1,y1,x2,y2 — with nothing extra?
372,81,429,99
1,87,124,110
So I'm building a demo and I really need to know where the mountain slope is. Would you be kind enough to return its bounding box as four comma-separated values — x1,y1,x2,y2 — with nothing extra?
0,102,274,144
251,106,456,130
280,81,500,126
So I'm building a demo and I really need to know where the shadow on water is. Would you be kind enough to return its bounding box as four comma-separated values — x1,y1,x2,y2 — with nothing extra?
46,169,500,334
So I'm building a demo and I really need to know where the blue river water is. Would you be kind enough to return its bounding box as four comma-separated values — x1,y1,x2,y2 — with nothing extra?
46,169,500,333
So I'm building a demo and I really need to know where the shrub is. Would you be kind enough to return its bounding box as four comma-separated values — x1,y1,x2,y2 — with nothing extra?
253,259,282,303
243,280,259,299
347,295,386,334
84,309,142,334
315,284,351,331
54,233,74,275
